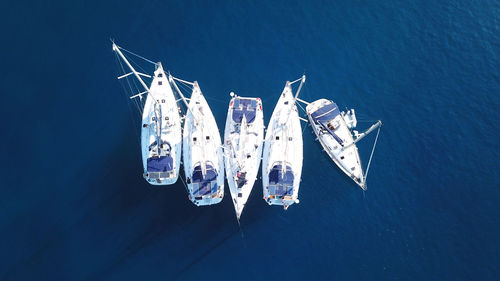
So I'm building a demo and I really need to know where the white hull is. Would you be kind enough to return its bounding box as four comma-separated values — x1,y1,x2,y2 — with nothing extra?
223,96,264,219
306,99,365,189
141,64,182,185
183,84,225,206
262,82,303,209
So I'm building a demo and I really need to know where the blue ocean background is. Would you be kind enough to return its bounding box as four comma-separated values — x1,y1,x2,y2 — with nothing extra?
1,0,499,280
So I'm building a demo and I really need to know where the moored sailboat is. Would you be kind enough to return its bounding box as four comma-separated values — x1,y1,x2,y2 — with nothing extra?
223,93,264,219
305,99,381,189
170,75,225,206
262,75,306,210
113,43,182,185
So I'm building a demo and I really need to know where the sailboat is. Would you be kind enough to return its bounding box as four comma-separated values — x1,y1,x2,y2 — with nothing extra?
262,75,306,210
112,43,182,185
169,75,225,206
223,92,264,219
305,99,381,189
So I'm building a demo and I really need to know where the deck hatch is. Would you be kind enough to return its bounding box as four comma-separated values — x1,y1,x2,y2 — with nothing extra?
232,98,257,123
311,102,340,124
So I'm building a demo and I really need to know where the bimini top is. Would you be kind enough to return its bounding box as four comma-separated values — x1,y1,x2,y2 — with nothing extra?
192,163,218,196
232,98,257,124
311,102,340,124
268,164,294,196
147,156,174,172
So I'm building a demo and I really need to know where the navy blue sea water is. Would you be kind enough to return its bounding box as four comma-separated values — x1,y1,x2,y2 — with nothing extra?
1,0,498,280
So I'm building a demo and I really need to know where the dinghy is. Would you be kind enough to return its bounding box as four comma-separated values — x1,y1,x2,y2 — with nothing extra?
305,99,381,189
170,75,225,206
262,75,306,210
223,93,264,219
113,43,182,185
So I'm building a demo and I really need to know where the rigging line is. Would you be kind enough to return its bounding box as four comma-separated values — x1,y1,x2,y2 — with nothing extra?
296,99,306,114
120,75,141,116
116,54,143,116
118,45,158,66
125,91,142,145
363,126,381,183
260,90,281,104
171,76,195,86
116,54,137,108
130,76,144,114
204,96,227,104
301,82,310,101
118,49,154,85
173,79,192,102
178,81,192,95
127,53,153,82
301,113,309,135
178,172,190,194
116,55,143,143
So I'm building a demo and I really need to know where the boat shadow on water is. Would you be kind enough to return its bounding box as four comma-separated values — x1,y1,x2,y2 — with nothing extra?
87,130,272,279
302,128,359,203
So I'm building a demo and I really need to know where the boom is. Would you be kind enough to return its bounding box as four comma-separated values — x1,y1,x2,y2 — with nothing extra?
343,120,382,150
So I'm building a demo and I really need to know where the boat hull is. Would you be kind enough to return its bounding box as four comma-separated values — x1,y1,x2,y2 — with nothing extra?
306,99,365,189
262,83,303,209
183,84,225,206
141,65,182,185
224,96,264,218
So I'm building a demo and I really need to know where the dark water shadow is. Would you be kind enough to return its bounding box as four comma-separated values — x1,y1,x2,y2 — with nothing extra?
85,130,274,280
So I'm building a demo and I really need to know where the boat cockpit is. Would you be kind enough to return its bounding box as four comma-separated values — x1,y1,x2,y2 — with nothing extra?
311,102,344,146
190,161,220,200
266,162,295,200
146,141,175,181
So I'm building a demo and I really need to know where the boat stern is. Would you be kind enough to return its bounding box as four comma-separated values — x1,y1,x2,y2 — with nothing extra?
263,195,299,210
144,170,179,185
143,155,178,185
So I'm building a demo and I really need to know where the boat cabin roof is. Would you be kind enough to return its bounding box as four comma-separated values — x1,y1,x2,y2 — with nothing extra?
232,98,257,124
311,102,340,124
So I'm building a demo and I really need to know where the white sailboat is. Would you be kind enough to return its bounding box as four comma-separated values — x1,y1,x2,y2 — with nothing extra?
304,99,381,190
262,75,306,210
169,75,225,206
113,43,182,185
223,93,264,219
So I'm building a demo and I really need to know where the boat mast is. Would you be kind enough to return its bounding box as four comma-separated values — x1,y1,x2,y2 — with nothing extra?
281,75,306,177
238,114,248,171
112,43,153,100
198,85,207,177
113,42,163,148
292,75,306,103
283,75,306,125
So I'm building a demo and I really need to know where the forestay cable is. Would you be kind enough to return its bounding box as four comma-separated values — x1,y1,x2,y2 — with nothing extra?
118,45,158,66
